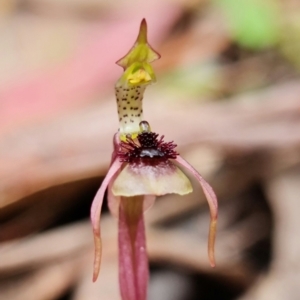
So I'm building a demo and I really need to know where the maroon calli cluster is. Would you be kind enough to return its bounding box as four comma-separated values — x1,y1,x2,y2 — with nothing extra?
118,131,178,163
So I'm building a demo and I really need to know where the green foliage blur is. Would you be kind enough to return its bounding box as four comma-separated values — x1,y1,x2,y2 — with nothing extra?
162,0,300,101
215,0,300,68
215,0,279,49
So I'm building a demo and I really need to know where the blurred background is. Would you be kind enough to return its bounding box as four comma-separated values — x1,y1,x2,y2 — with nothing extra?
1,0,300,299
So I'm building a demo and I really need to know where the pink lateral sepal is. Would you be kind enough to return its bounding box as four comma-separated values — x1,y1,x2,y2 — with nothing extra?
90,158,122,282
118,197,149,300
175,155,218,267
107,132,122,217
107,172,121,217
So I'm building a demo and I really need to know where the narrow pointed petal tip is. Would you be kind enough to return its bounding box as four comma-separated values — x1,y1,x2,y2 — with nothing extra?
175,155,218,267
92,230,101,282
116,19,161,70
112,160,193,197
90,158,122,282
209,218,217,268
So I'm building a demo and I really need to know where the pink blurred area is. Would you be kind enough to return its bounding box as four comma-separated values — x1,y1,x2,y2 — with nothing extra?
0,0,181,134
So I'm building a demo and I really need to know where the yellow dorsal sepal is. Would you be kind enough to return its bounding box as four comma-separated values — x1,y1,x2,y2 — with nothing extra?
116,19,161,70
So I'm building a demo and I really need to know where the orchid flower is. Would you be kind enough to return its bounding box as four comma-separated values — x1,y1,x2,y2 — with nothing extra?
90,19,218,300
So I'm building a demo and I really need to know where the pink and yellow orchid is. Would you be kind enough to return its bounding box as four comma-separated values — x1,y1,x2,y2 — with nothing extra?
90,19,218,300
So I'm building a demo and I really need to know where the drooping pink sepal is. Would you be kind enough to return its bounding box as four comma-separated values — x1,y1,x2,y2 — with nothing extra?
90,158,122,282
118,196,149,300
175,155,218,267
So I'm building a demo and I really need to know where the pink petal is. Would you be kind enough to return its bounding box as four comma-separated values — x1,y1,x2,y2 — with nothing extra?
118,197,149,300
175,155,218,267
108,173,122,218
107,133,122,217
90,158,122,282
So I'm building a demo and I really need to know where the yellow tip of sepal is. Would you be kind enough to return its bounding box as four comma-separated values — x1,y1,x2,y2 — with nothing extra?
116,18,161,70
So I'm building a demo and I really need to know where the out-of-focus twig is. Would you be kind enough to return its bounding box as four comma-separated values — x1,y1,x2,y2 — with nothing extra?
239,164,300,299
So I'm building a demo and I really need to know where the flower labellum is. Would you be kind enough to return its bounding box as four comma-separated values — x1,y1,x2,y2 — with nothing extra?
90,19,218,300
